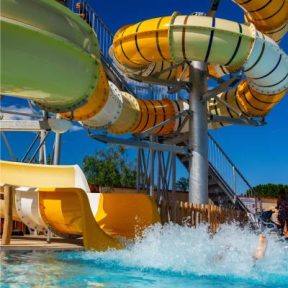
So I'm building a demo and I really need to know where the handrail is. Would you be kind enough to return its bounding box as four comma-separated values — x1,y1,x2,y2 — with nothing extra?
67,0,135,95
66,0,179,100
208,133,256,193
208,133,259,211
208,163,250,213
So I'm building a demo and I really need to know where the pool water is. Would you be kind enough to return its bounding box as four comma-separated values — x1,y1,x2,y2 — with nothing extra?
1,224,288,288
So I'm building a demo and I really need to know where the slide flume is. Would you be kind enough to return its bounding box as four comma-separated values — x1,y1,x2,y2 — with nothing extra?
0,160,160,250
0,160,90,231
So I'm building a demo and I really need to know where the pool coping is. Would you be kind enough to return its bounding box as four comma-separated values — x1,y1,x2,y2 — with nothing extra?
0,235,85,251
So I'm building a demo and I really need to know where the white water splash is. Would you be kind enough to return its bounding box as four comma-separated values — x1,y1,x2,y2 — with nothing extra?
75,223,288,285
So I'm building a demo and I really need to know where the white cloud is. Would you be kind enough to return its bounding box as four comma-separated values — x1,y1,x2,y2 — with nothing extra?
0,105,36,120
69,125,84,132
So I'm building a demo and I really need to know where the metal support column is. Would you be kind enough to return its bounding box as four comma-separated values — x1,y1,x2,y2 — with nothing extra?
149,136,155,198
188,61,208,204
53,132,61,165
39,130,46,164
39,112,48,164
53,115,62,165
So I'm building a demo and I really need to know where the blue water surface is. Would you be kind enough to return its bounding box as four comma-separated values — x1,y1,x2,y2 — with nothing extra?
1,224,288,288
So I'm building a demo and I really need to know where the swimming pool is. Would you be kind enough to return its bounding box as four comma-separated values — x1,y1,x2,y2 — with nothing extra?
1,224,288,288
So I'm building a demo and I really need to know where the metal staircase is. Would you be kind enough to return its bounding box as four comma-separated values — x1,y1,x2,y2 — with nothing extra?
176,134,257,212
66,0,258,213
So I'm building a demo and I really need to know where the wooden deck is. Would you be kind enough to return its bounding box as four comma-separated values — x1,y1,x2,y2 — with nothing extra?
0,235,84,251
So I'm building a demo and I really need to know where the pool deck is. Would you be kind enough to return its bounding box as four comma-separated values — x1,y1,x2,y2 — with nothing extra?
0,235,84,251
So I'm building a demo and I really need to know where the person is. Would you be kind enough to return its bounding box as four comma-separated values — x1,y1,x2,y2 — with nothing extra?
76,2,88,21
276,189,288,236
211,233,268,263
253,234,267,261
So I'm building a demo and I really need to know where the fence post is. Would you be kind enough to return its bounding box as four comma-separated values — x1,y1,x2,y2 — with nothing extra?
2,185,13,245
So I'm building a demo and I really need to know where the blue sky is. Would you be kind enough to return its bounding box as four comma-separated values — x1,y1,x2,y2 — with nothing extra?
1,0,287,186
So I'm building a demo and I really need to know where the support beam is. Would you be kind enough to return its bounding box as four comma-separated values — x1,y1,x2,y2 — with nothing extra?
189,61,209,204
1,132,16,161
1,185,13,245
0,120,50,131
208,115,264,126
91,134,189,155
0,109,43,119
29,132,50,163
131,75,188,91
201,75,241,102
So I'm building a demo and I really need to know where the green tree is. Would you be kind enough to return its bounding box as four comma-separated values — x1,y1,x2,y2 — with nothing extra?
246,183,288,197
176,177,189,191
47,154,52,165
82,146,136,190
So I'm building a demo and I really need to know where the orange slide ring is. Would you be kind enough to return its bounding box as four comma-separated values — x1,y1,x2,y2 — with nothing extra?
132,99,151,133
61,66,109,121
236,80,287,117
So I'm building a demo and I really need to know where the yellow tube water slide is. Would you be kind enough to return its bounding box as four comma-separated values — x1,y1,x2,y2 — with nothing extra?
111,4,288,128
234,0,288,43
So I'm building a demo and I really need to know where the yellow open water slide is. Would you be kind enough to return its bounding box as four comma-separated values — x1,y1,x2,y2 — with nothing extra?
0,161,160,250
0,160,90,232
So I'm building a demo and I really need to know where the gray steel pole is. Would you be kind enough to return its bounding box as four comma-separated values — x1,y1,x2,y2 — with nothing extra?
149,136,155,198
38,131,46,164
39,111,48,164
52,115,62,165
53,132,61,165
1,132,16,161
188,61,208,204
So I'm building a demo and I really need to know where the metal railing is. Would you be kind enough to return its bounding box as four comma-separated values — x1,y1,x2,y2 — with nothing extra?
67,0,138,95
66,0,179,100
66,0,113,58
66,0,258,212
208,133,259,212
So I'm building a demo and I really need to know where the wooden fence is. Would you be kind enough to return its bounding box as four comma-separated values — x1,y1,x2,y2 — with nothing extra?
159,200,248,233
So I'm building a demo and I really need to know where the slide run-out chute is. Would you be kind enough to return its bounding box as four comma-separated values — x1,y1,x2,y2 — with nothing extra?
0,160,160,250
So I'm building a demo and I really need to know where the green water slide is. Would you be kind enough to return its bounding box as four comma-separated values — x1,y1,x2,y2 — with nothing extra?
1,0,101,113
